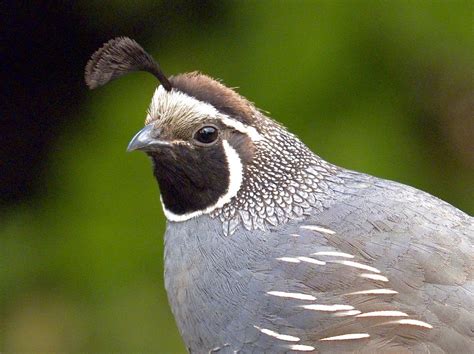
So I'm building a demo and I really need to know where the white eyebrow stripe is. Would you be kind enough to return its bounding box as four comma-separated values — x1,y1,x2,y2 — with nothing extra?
311,251,354,258
220,116,263,142
148,86,264,142
276,257,301,263
302,304,354,312
320,333,370,341
267,291,316,301
331,260,381,273
333,310,362,317
289,344,315,351
346,289,398,295
385,319,433,328
356,311,408,318
359,273,389,282
300,225,336,234
253,326,300,342
297,256,326,265
290,233,300,237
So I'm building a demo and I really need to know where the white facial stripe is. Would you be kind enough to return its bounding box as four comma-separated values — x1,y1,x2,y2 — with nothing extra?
148,85,263,142
267,291,316,301
148,85,219,122
161,140,243,222
150,86,265,223
319,333,370,341
302,304,354,312
220,116,263,141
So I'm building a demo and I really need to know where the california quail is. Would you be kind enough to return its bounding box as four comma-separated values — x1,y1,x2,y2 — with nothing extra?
85,37,474,353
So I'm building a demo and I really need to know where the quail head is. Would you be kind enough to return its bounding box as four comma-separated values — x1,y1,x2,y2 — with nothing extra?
85,37,474,353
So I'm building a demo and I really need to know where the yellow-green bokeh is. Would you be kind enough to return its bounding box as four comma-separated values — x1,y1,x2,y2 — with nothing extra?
1,1,472,352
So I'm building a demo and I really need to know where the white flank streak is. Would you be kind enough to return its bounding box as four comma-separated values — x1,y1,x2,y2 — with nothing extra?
302,304,354,312
301,225,336,234
254,326,300,342
320,333,370,341
290,344,315,351
312,251,354,258
359,273,389,282
356,311,408,318
298,257,326,265
387,319,433,328
277,257,301,263
290,234,300,237
267,291,316,301
332,260,381,274
333,310,362,317
346,289,398,295
162,140,243,222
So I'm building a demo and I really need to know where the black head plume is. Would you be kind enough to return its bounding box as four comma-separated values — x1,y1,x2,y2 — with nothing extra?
84,37,172,91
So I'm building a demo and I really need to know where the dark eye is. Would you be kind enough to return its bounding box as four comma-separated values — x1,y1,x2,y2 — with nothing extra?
194,126,219,145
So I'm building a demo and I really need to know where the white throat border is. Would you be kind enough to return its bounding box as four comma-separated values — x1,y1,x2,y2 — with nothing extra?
161,139,244,222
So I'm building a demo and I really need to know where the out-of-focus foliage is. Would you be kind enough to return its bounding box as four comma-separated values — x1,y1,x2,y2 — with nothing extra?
1,1,472,352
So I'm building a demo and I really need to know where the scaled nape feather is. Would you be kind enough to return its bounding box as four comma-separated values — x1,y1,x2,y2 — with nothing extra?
85,37,474,353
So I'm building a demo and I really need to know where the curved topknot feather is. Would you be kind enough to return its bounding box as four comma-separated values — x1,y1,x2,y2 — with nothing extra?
84,37,172,90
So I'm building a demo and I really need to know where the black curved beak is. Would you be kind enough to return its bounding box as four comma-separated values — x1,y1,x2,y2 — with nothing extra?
127,125,171,152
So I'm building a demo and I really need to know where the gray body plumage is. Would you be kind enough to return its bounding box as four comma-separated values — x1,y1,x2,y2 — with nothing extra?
84,38,474,353
165,169,474,353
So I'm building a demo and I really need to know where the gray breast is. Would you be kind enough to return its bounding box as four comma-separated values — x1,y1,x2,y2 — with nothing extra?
164,176,474,353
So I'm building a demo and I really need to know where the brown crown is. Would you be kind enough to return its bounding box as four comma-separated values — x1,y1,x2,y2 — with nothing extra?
170,72,256,125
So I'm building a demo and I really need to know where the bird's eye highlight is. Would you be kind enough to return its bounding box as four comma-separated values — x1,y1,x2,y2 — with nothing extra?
194,126,219,145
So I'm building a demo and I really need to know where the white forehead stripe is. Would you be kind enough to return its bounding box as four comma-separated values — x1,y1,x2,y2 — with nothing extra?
148,85,219,120
161,140,243,222
148,86,263,141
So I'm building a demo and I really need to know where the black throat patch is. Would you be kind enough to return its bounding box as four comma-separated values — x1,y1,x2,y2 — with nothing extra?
151,143,230,216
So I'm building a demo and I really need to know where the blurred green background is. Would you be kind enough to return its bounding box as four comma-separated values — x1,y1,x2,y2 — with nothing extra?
1,1,473,352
